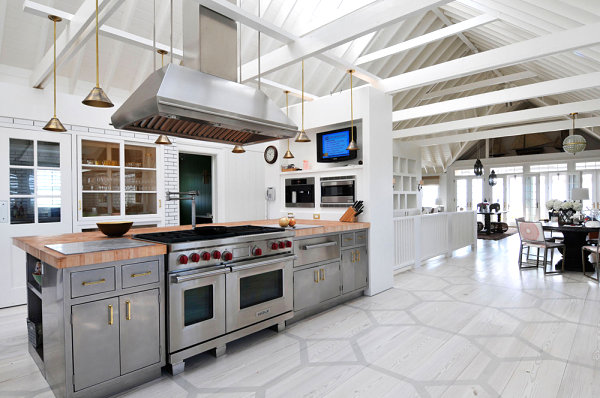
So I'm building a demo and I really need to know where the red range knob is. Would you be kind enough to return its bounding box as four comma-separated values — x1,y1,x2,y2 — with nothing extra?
254,248,263,256
271,243,279,250
278,241,285,249
285,240,292,248
212,250,221,259
178,254,189,264
223,252,233,261
190,253,200,263
201,251,211,261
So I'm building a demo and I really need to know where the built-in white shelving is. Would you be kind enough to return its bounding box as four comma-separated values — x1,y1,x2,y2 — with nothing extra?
393,148,420,216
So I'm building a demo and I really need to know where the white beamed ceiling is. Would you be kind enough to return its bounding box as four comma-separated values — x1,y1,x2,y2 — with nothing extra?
1,0,600,171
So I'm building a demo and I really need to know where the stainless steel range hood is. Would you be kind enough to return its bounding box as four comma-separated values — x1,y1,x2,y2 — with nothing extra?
111,2,297,145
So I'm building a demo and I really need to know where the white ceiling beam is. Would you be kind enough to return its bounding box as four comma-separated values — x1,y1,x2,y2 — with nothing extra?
196,0,380,85
394,98,600,139
255,78,318,101
393,72,600,122
356,13,497,65
28,0,124,88
420,71,536,100
410,116,600,146
432,8,479,53
380,21,600,94
23,1,183,57
240,0,451,84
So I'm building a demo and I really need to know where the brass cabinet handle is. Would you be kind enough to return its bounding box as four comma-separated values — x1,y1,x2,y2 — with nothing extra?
108,304,113,325
351,251,355,263
82,278,106,286
320,269,325,281
131,271,151,278
314,270,319,283
357,250,360,262
126,300,131,320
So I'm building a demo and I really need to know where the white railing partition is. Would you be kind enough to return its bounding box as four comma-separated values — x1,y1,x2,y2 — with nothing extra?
393,211,477,271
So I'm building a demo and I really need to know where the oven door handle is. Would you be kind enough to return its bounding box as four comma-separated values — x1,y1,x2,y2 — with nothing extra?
302,241,338,250
229,255,296,272
172,268,229,283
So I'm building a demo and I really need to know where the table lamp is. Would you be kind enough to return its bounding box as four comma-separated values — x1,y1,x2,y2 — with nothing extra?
572,188,589,201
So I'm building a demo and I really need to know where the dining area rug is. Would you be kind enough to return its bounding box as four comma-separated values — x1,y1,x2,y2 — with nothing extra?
477,227,517,241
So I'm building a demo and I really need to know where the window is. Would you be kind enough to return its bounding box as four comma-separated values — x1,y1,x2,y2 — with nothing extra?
9,139,61,224
421,185,439,207
455,169,475,176
530,163,567,172
493,166,523,175
576,162,600,170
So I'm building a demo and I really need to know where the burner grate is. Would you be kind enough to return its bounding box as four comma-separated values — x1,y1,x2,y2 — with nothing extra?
133,225,285,244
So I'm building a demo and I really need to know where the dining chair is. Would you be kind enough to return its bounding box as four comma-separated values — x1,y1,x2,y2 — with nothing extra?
582,221,600,281
516,219,565,274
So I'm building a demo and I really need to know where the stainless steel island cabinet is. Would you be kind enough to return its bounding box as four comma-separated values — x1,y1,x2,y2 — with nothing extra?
25,255,165,398
291,229,368,322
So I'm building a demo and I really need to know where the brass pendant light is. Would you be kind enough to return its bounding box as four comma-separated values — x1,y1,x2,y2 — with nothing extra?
346,69,358,151
43,15,67,132
232,145,246,153
82,0,114,108
283,90,295,159
157,49,168,68
295,60,311,142
155,134,172,145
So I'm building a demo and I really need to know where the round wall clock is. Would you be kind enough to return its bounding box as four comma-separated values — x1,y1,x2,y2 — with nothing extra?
264,145,278,164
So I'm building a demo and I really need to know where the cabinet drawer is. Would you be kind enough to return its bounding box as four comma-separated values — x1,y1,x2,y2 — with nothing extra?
71,267,116,298
295,235,340,267
341,233,355,247
355,230,367,246
122,260,159,289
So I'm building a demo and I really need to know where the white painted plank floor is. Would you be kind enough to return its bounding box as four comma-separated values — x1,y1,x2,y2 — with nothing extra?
3,234,600,397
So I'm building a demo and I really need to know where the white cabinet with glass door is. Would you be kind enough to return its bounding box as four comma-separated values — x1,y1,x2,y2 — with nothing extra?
0,130,72,308
77,136,163,228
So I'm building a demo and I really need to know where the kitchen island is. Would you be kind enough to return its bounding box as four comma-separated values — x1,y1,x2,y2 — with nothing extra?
14,219,369,398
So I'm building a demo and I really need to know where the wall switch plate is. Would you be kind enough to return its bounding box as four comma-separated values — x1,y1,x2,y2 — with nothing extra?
313,214,320,219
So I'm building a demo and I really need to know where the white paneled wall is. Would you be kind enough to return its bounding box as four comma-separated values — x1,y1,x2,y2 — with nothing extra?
394,211,477,271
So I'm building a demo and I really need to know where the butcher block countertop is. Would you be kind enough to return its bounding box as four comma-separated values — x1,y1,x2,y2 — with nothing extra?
13,219,369,269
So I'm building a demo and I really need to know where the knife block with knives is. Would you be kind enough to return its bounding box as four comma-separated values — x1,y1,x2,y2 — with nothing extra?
339,201,364,222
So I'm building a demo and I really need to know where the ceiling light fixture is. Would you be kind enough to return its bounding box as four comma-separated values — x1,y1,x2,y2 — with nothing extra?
563,112,586,154
295,60,310,142
232,145,246,154
283,90,294,159
82,0,114,108
346,69,358,151
43,15,67,132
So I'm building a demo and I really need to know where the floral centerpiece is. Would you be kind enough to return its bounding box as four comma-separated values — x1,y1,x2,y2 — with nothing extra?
546,199,582,225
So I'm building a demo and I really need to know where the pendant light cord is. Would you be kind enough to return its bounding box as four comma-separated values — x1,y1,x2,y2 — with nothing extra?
350,70,353,142
301,60,304,132
285,90,290,150
257,0,261,91
53,18,57,118
95,0,99,88
170,0,173,64
153,0,156,70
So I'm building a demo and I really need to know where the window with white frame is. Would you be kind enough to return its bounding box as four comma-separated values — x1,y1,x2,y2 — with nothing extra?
455,169,475,176
492,166,523,175
530,163,568,172
576,162,600,170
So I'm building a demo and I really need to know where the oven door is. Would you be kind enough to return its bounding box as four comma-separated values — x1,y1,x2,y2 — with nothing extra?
321,180,355,204
226,254,294,332
168,267,227,353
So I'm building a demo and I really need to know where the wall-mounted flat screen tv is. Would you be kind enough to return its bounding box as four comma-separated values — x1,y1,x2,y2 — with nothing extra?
316,127,358,163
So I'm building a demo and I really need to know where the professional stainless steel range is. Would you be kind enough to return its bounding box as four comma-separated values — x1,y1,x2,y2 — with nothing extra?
133,225,295,374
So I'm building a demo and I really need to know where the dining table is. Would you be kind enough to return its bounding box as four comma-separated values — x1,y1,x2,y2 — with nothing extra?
542,222,599,272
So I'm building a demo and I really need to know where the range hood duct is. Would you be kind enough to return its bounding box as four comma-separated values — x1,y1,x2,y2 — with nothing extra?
111,1,297,145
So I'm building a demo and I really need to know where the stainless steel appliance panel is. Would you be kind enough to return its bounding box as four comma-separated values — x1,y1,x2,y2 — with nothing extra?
320,177,355,207
355,230,367,246
70,267,116,298
119,289,161,374
122,260,159,289
341,233,355,247
168,267,227,352
294,235,340,267
341,249,355,295
319,262,341,302
355,247,368,291
72,297,121,391
226,255,294,332
293,266,321,311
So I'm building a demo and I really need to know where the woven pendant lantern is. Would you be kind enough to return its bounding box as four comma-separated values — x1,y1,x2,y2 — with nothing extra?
563,113,586,154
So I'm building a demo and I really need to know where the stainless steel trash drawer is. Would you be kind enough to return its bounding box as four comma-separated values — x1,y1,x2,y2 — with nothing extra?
122,260,159,288
294,235,340,267
71,267,116,298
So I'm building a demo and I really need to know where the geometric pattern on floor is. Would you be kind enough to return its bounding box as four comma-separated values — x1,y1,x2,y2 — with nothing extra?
1,234,600,397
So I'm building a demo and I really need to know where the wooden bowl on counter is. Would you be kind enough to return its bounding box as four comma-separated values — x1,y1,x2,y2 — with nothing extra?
97,221,133,237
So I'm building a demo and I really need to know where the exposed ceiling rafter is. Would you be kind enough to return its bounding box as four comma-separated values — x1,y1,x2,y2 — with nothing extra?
28,0,125,89
380,21,600,94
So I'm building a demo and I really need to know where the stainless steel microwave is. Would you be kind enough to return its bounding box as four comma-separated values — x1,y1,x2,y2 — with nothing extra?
320,176,355,207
